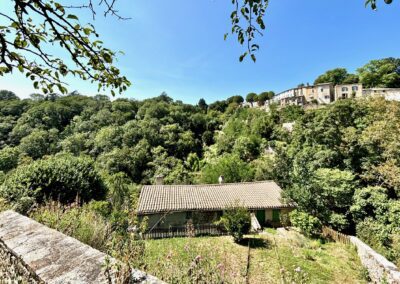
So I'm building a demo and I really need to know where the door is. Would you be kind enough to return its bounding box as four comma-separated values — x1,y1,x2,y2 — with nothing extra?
256,210,265,226
272,209,280,223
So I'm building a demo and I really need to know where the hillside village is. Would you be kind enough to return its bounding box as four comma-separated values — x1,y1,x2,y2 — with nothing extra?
244,82,400,110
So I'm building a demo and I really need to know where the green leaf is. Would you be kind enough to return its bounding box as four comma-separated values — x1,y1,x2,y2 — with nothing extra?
67,14,79,20
103,53,112,64
83,28,92,35
239,52,247,62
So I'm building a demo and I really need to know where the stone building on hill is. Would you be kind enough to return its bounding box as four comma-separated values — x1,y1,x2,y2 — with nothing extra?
251,83,400,111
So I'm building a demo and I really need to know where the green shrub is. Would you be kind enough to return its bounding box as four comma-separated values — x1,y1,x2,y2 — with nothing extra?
30,202,110,251
0,146,20,172
109,209,130,233
87,200,112,217
217,202,251,243
280,211,291,228
356,218,400,265
0,197,10,212
356,218,391,252
0,154,105,212
289,210,322,237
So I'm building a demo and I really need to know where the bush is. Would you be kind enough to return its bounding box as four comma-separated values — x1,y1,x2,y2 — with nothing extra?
0,154,105,212
217,202,251,243
30,202,110,251
87,200,112,218
0,146,20,172
356,218,400,265
356,218,391,251
280,211,291,228
289,210,322,237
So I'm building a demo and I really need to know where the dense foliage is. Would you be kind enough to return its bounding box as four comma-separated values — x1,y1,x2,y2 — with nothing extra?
313,58,400,88
278,98,400,264
0,87,399,264
0,154,105,212
218,203,251,243
289,210,322,238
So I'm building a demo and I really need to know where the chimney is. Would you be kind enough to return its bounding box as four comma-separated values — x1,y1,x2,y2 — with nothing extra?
155,175,164,185
218,175,225,184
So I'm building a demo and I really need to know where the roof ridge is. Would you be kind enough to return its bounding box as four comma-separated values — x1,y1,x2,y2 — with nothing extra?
142,180,276,187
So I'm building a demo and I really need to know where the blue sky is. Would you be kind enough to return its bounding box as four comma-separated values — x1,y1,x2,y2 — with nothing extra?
0,0,399,104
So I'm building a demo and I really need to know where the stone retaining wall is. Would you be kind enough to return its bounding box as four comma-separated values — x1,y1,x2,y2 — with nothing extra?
0,210,162,283
350,236,400,284
0,238,41,283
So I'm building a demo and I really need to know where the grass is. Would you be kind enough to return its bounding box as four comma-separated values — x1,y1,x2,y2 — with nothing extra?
29,202,111,251
142,236,248,283
141,229,367,284
0,198,11,213
18,204,368,283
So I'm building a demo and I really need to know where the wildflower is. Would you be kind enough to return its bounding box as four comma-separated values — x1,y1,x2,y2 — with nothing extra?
294,266,302,273
194,255,202,264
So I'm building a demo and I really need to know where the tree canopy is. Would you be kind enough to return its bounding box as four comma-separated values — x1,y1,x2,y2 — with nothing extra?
357,57,400,88
314,58,400,88
314,68,354,86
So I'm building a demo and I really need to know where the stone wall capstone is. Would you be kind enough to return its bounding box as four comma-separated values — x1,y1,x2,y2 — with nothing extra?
350,236,400,284
0,210,163,283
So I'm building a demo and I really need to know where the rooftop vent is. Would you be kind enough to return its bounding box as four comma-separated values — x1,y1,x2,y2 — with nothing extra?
155,175,164,185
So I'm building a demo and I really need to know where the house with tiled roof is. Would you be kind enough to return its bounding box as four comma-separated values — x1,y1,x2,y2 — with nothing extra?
137,178,295,230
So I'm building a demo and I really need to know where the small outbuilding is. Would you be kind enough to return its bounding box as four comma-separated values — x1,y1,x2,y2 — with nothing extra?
137,180,295,230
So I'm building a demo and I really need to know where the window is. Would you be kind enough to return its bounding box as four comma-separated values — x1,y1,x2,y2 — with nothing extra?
325,95,330,99
186,212,192,220
320,88,324,92
352,86,358,91
342,87,348,92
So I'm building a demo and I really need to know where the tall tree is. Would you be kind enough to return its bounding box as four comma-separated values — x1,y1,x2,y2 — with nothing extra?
198,98,208,111
227,95,244,105
342,74,360,84
246,93,257,105
357,58,400,88
257,91,274,105
0,90,18,100
314,68,350,86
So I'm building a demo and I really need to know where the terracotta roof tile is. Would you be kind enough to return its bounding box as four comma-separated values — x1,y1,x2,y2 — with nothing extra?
137,181,293,214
